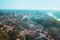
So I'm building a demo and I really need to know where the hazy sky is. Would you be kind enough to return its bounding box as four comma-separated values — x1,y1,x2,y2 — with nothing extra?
0,0,60,10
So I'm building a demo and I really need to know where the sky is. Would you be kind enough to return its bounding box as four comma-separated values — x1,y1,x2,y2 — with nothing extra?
0,0,60,10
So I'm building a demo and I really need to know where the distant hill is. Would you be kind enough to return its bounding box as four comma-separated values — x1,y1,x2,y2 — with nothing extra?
0,9,60,21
